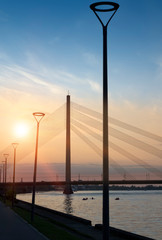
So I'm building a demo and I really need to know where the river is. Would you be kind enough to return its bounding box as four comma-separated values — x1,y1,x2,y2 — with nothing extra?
17,190,162,240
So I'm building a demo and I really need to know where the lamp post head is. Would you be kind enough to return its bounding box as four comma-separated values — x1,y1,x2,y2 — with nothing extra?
90,1,119,27
33,112,45,123
12,143,19,149
90,2,119,12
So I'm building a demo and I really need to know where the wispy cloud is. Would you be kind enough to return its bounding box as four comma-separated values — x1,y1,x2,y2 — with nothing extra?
88,80,101,93
24,51,87,85
6,65,64,94
0,51,102,105
1,63,79,96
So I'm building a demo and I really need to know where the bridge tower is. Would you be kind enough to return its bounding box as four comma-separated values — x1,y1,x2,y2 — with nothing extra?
63,94,73,194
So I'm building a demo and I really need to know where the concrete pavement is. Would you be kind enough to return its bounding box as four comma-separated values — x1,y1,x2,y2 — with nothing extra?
0,201,48,240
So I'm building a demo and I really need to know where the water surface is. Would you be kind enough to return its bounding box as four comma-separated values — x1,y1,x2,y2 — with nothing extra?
17,190,162,240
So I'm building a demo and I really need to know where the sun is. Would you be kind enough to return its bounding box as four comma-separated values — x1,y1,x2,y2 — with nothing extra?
14,123,29,138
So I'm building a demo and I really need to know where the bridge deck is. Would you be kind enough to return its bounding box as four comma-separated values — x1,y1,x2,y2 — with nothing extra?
0,179,162,187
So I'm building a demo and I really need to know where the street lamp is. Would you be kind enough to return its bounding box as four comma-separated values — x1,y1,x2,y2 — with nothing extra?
12,143,18,207
90,2,119,240
2,154,9,202
2,161,5,183
2,161,5,201
0,165,2,183
31,112,45,222
3,154,9,184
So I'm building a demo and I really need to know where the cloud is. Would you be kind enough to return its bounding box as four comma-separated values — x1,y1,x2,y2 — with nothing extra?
0,57,94,107
88,80,101,93
1,64,66,95
24,51,86,85
11,66,64,94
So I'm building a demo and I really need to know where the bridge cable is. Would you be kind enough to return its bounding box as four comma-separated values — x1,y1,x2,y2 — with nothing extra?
71,125,135,180
72,119,162,179
72,110,162,159
72,102,162,142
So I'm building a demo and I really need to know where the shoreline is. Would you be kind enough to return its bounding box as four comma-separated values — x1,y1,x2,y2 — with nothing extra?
15,198,155,240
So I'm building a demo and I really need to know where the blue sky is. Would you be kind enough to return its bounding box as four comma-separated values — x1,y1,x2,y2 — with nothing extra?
0,0,162,172
1,0,162,106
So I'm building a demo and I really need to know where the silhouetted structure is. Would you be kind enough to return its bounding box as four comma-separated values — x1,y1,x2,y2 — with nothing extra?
31,112,45,221
90,2,119,240
3,154,9,184
63,95,73,194
12,143,18,207
2,161,5,183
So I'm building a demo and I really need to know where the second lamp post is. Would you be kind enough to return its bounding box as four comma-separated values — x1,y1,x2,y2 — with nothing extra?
31,112,45,222
12,143,18,207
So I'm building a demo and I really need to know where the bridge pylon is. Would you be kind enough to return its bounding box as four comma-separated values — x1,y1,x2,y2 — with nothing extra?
63,94,73,194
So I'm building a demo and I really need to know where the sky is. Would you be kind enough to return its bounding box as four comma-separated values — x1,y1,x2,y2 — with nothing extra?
0,0,162,181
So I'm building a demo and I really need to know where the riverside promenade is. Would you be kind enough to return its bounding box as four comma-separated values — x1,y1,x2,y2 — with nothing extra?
15,199,155,240
0,198,155,240
0,201,48,240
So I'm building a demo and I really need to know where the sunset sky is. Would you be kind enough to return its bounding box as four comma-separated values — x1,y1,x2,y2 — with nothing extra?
0,0,162,181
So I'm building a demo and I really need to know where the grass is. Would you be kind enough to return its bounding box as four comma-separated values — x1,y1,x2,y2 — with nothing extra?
14,206,84,240
0,196,84,240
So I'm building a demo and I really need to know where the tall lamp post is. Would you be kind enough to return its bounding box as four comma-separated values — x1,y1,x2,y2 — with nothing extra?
31,112,45,222
2,161,5,183
3,153,9,201
2,161,5,200
12,143,18,208
90,2,119,240
0,165,2,183
3,154,9,184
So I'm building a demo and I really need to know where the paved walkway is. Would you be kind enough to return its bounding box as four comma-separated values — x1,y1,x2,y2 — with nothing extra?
0,201,48,240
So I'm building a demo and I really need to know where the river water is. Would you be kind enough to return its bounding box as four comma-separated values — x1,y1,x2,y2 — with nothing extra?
17,190,162,240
